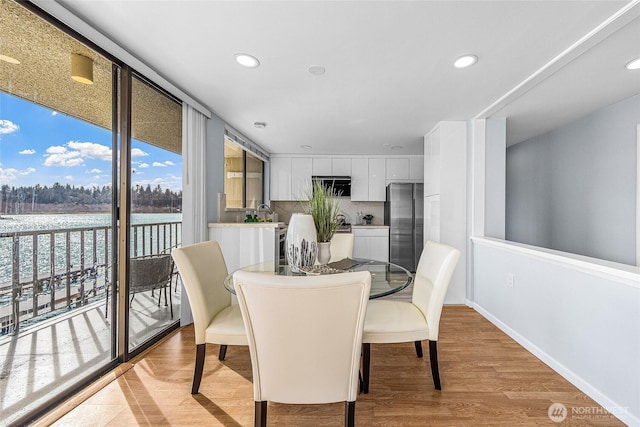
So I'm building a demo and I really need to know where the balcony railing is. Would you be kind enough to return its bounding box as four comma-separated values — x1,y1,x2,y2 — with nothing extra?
0,221,181,335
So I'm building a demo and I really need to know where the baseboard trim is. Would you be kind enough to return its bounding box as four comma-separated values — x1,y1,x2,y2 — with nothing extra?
473,303,639,427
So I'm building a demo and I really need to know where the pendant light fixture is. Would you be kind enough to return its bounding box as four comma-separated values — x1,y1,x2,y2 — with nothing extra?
71,53,94,84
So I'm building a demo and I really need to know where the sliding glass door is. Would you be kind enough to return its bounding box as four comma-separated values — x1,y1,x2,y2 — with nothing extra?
126,75,182,353
0,1,183,423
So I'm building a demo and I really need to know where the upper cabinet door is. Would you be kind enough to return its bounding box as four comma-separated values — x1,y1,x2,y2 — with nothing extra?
350,158,368,201
270,157,292,200
291,157,312,200
409,156,424,180
312,157,332,175
368,158,386,201
332,158,351,176
386,158,410,180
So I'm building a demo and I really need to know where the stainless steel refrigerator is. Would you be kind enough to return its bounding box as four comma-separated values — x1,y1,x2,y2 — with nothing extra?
385,183,423,271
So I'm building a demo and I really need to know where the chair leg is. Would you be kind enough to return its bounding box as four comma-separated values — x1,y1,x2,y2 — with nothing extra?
192,343,206,394
414,340,423,358
104,287,109,318
168,285,173,318
255,401,267,427
345,401,355,427
362,343,371,394
218,345,228,361
429,340,441,390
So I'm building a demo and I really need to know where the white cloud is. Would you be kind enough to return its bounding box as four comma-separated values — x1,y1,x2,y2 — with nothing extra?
0,167,18,182
19,149,36,155
46,145,67,154
0,120,19,135
44,148,83,167
131,148,149,157
19,167,36,175
138,163,149,168
88,168,102,173
51,111,58,116
164,160,175,166
44,141,112,167
152,162,166,167
64,175,74,181
0,167,35,182
67,141,112,160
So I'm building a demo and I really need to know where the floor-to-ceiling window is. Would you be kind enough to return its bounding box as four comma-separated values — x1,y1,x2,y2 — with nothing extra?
0,1,182,424
224,137,264,209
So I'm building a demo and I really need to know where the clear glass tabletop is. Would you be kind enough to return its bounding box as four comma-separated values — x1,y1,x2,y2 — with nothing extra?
224,258,413,299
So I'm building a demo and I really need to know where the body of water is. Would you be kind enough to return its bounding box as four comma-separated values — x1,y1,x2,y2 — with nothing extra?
0,213,182,234
0,213,182,287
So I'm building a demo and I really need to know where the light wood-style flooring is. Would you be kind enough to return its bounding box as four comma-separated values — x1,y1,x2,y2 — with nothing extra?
39,307,623,426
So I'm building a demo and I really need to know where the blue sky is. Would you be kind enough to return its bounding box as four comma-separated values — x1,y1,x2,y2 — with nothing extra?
0,92,182,191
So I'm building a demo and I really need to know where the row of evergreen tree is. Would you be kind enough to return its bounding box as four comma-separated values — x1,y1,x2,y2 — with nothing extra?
0,183,182,212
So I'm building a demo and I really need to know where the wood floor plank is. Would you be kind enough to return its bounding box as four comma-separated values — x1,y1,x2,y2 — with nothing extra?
41,307,625,426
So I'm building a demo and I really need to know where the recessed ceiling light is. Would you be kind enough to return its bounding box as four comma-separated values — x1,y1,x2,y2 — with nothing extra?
301,145,312,149
308,65,326,75
626,57,640,70
0,54,20,64
253,121,267,128
235,53,260,68
391,145,403,150
454,54,478,69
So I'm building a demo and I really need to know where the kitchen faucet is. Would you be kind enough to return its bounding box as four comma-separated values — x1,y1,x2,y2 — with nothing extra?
257,203,272,214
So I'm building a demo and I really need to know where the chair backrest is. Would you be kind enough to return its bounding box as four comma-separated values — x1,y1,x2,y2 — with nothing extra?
411,241,460,341
129,254,172,293
171,241,231,344
329,233,354,262
233,270,371,404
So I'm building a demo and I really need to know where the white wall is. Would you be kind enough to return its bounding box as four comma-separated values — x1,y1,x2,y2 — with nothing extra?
472,239,640,425
471,105,640,425
506,94,639,266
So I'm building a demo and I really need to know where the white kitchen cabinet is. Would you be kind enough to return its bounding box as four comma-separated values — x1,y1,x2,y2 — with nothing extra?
332,158,351,176
270,156,311,200
386,158,410,180
269,157,292,201
368,158,386,201
291,157,312,200
209,224,279,273
422,121,466,304
312,157,332,175
352,227,389,262
351,158,386,201
312,157,351,176
424,128,441,196
350,158,368,201
409,156,424,180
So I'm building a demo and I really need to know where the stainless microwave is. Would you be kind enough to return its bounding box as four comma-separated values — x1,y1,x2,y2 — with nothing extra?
312,176,351,197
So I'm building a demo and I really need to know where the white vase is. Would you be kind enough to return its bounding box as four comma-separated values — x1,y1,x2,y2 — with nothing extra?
317,242,331,265
286,213,317,272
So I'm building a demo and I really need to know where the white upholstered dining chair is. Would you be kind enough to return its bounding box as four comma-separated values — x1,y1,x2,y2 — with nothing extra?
361,240,460,392
233,270,371,427
329,233,354,262
171,240,247,394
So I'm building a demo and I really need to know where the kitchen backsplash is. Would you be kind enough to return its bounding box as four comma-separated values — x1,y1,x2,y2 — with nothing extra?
272,200,385,226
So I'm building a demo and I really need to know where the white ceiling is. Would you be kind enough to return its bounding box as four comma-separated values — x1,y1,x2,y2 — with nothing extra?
55,0,638,155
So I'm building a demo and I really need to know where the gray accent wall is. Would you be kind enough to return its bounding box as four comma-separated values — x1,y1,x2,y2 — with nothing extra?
206,113,226,223
506,94,639,265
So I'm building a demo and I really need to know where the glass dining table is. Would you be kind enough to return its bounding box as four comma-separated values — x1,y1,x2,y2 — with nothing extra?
224,258,414,299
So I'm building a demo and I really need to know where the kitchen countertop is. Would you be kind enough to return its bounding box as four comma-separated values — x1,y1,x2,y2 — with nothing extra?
351,224,389,229
209,222,286,228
